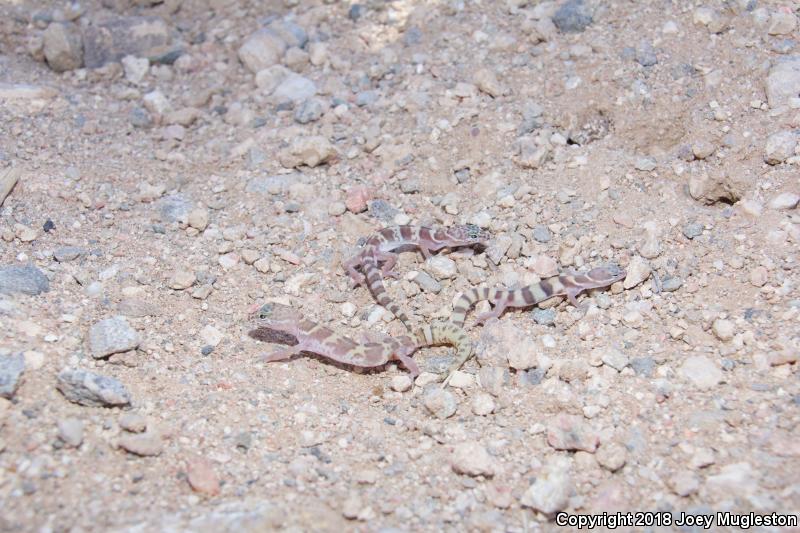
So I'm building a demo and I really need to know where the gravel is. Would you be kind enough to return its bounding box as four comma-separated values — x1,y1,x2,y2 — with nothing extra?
56,368,132,407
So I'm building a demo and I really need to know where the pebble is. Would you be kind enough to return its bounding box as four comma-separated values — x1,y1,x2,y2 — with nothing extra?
750,266,769,287
766,56,800,108
670,470,700,497
596,442,627,472
294,98,324,124
56,368,132,407
447,371,473,389
367,199,398,222
219,254,240,269
423,387,457,419
471,392,495,416
0,353,25,399
692,7,728,33
426,256,457,279
520,458,572,514
238,29,287,73
187,455,221,496
692,140,716,159
14,223,37,242
547,413,599,452
54,246,85,262
661,277,683,292
624,310,644,327
271,74,317,104
88,316,140,358
768,192,799,210
450,441,497,477
682,221,703,239
552,0,593,33
390,375,412,392
83,16,175,68
474,68,505,97
119,413,147,433
187,208,209,230
279,136,335,168
411,271,441,293
57,418,84,447
42,22,83,72
477,367,507,396
0,167,20,206
479,321,538,370
531,308,556,326
679,355,723,390
486,235,512,265
0,264,50,295
118,431,163,457
768,11,797,35
121,55,149,84
711,318,735,341
764,130,797,164
622,256,651,289
630,356,655,377
158,194,192,223
635,41,657,67
601,348,629,371
168,270,196,290
531,255,558,277
532,225,552,243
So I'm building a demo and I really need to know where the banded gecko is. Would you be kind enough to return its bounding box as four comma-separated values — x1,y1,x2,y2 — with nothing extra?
343,224,491,330
248,302,472,380
450,265,626,328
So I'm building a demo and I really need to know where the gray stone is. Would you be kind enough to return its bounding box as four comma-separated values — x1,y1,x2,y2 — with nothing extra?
682,222,703,239
56,368,132,407
0,353,25,399
246,173,301,194
119,431,163,456
679,355,722,390
531,308,556,326
57,418,84,447
768,192,799,210
266,19,307,49
635,41,657,66
764,130,798,164
765,56,800,109
157,193,192,223
129,107,152,128
88,316,140,358
661,277,683,292
423,387,457,419
547,413,599,452
532,225,552,243
520,458,572,514
54,246,86,262
450,441,497,477
271,74,316,104
552,0,593,33
82,16,176,69
294,98,324,124
238,29,287,73
630,356,655,377
43,22,83,72
355,90,379,107
411,271,442,293
0,264,50,295
367,199,398,222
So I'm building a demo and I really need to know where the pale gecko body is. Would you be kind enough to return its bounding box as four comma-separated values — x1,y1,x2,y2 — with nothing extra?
343,224,491,330
450,265,627,328
248,303,472,380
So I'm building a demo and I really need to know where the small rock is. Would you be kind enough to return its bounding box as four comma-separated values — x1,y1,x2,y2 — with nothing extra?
450,441,497,477
750,266,769,287
14,223,37,242
279,136,336,168
477,366,507,396
547,413,599,452
0,353,25,399
345,186,372,213
271,74,317,104
764,130,797,164
54,246,85,262
532,225,552,243
426,256,457,279
635,41,657,67
552,0,593,33
600,348,629,371
596,442,627,472
692,140,716,159
412,271,442,293
56,368,132,407
390,375,412,392
622,256,651,289
679,355,723,390
168,270,196,290
531,308,556,326
57,418,84,448
630,356,655,377
119,413,147,433
474,68,506,97
520,458,572,514
328,202,346,216
711,318,735,341
238,29,287,73
294,98,324,124
688,170,747,205
768,192,799,210
447,371,473,389
766,56,800,108
82,16,174,69
187,455,221,496
88,316,140,359
0,264,50,295
423,387,457,419
471,392,495,416
670,470,700,497
119,431,163,457
478,321,538,370
768,11,797,35
693,7,728,33
485,234,512,265
634,156,657,171
682,222,704,239
121,55,149,84
0,167,21,207
42,22,83,72
187,208,209,230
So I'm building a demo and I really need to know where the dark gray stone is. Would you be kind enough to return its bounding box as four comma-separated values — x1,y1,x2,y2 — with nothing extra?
82,16,176,69
532,225,552,243
661,277,683,292
88,316,140,358
348,4,365,21
531,308,556,326
636,42,658,66
682,222,703,239
294,98,323,124
129,107,152,128
552,0,593,33
54,246,86,263
0,264,50,295
630,356,655,377
368,199,398,222
157,194,192,223
0,353,25,399
355,90,379,107
56,368,131,407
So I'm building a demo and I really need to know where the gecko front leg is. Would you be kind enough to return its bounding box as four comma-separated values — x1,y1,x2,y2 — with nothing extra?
474,299,510,325
374,250,400,278
262,345,303,362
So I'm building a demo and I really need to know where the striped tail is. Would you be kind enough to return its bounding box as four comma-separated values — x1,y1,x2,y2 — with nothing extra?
363,251,412,330
413,322,474,387
450,287,496,328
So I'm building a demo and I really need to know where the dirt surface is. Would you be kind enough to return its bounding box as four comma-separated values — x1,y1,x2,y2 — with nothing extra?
1,0,799,531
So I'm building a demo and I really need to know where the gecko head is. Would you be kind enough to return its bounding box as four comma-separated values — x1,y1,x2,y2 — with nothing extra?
445,224,492,246
248,302,299,327
587,264,627,285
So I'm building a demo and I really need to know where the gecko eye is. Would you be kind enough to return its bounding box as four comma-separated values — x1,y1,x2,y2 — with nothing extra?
465,224,481,239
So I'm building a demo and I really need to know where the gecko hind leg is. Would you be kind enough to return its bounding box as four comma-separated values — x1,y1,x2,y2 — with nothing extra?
262,346,303,363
